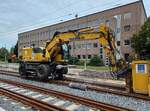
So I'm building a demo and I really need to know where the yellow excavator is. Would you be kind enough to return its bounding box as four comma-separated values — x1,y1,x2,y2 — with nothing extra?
19,24,126,80
19,24,150,96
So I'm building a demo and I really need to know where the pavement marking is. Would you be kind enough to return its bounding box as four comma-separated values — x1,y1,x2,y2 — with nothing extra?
0,107,6,111
24,91,36,95
32,94,43,98
66,104,81,111
42,96,55,102
16,89,27,93
53,100,66,106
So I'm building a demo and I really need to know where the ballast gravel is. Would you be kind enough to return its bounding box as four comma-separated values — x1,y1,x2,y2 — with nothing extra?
0,95,35,111
0,74,150,111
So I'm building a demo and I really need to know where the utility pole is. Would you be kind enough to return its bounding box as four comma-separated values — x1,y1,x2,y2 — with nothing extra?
73,41,76,65
84,41,87,70
4,44,7,64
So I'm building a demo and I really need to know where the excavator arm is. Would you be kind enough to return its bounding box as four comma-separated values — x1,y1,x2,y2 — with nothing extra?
44,24,124,72
19,24,127,80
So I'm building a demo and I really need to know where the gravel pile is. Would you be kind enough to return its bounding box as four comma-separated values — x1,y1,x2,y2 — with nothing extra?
0,74,150,111
79,70,115,79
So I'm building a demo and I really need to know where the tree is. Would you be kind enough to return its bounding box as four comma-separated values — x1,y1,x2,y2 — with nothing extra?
0,47,9,61
10,46,15,55
88,55,104,66
9,41,18,58
131,17,150,59
14,41,18,57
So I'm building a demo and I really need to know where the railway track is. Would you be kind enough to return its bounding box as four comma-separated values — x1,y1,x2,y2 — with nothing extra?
0,87,67,111
0,69,125,90
0,70,150,102
0,70,19,77
0,78,132,111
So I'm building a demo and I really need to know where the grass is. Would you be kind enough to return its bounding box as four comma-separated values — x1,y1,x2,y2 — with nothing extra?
0,61,5,64
76,65,109,72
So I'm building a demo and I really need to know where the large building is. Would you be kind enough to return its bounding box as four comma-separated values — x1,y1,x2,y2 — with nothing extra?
18,0,147,64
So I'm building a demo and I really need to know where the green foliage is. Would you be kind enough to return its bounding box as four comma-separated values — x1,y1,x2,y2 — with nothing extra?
14,41,18,57
10,46,15,55
131,17,150,59
88,55,104,66
68,56,79,64
76,60,85,65
0,47,9,61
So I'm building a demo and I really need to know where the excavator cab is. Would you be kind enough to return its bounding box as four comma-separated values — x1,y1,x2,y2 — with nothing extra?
61,43,69,60
49,38,70,63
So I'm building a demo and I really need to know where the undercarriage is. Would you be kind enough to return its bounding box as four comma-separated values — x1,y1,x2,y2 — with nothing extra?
19,61,68,81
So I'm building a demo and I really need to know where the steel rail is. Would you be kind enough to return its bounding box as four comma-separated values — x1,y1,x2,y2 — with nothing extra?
0,78,132,111
1,70,150,102
0,69,126,90
0,87,68,111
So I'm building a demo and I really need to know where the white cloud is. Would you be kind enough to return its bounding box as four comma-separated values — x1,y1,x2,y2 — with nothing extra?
0,0,149,49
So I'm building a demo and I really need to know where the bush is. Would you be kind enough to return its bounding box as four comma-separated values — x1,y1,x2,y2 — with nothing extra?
88,55,104,66
68,56,79,65
76,60,85,65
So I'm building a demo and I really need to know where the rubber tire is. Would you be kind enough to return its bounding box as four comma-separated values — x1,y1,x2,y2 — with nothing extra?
55,73,64,80
37,64,49,81
19,65,28,79
57,73,63,80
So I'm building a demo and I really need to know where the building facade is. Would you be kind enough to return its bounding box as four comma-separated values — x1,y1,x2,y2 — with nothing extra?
18,0,147,64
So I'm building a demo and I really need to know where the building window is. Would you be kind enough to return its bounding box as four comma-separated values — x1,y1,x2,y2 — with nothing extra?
93,43,98,48
40,32,42,36
100,48,103,54
116,28,121,34
124,13,132,20
78,55,81,59
76,44,81,49
117,41,120,46
88,55,91,59
69,45,71,50
73,45,76,49
82,44,86,49
124,40,130,45
124,53,129,61
124,25,131,32
100,44,103,48
105,20,110,26
100,55,103,59
87,43,92,49
82,55,86,59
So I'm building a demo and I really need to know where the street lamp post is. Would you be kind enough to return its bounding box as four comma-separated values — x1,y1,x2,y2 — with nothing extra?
84,41,87,70
4,44,7,63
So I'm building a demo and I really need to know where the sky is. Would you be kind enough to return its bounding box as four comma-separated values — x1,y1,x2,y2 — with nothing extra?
0,0,150,49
